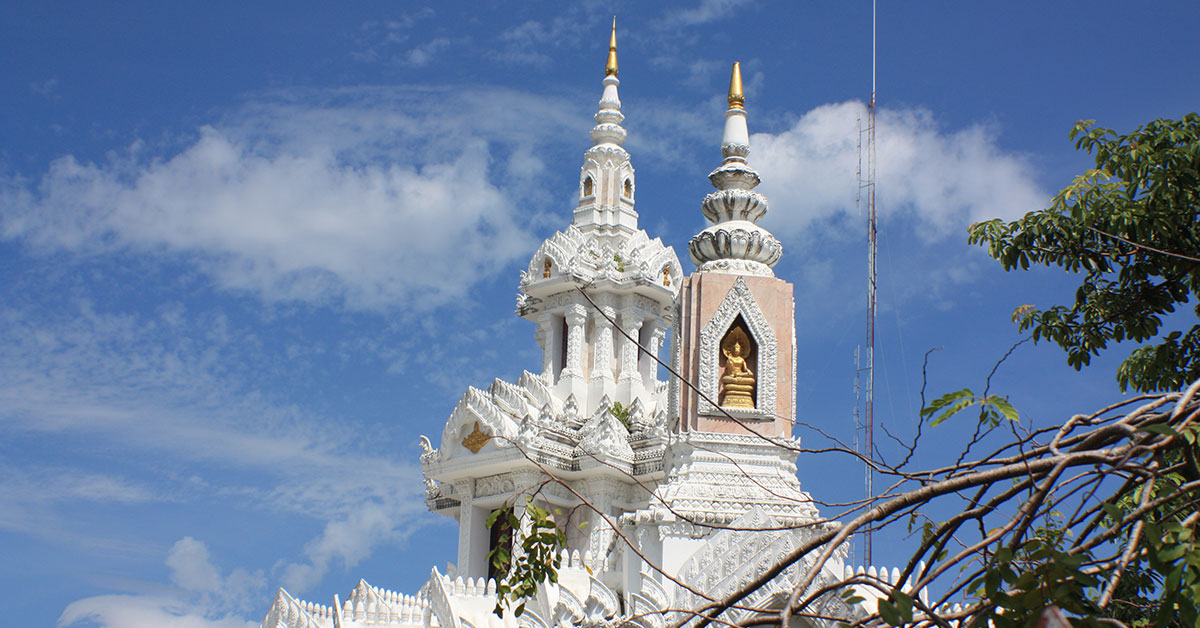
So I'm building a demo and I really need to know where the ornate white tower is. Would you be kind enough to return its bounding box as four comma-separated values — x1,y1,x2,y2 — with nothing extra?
419,21,683,587
625,62,818,584
517,21,682,417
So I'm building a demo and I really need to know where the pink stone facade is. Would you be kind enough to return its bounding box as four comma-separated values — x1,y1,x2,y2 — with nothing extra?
676,273,796,437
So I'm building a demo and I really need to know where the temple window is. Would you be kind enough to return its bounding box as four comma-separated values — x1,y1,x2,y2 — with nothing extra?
555,314,567,380
486,505,515,581
583,176,594,197
623,178,632,198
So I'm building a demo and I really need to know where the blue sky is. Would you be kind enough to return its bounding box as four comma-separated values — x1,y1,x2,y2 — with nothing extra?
2,2,1198,626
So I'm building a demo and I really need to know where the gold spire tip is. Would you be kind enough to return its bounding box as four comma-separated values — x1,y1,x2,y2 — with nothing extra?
605,17,619,77
727,61,744,109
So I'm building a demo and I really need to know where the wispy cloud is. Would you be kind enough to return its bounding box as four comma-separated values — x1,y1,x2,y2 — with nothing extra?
0,297,429,591
31,77,60,99
352,10,438,63
405,37,466,67
657,0,755,28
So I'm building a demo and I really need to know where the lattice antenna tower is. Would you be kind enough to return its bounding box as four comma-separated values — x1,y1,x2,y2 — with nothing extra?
854,0,880,566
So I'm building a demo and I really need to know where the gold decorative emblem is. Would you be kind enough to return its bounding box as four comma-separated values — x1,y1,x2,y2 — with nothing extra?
462,422,492,454
719,325,756,408
662,267,671,286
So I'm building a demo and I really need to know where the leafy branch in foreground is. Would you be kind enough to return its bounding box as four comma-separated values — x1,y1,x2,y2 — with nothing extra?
920,388,1019,427
487,500,567,618
969,114,1200,393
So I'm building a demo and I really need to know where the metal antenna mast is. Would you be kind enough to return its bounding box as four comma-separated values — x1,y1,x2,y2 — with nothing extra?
865,0,878,566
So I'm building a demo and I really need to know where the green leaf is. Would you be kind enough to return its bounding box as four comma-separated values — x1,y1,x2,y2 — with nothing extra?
876,600,901,626
890,590,914,623
921,388,975,418
987,396,1020,422
1138,423,1179,437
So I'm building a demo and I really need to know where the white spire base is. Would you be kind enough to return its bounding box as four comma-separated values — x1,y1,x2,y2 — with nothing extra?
722,107,750,152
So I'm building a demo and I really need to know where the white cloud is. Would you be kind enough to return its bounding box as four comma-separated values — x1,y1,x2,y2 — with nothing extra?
168,538,225,593
751,101,1048,239
279,499,414,592
59,537,263,628
59,596,255,628
0,87,592,312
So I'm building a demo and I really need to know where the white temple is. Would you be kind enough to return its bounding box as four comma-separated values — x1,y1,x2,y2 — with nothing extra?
261,24,920,628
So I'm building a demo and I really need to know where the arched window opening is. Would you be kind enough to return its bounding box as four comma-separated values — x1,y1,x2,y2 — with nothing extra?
486,505,515,581
556,315,568,381
583,176,594,197
623,178,633,199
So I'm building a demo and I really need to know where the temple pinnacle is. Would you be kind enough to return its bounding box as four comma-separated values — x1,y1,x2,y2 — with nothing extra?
605,18,619,77
727,62,744,110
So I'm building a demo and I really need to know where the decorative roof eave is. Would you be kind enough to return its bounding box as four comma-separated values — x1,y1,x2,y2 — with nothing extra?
519,226,682,303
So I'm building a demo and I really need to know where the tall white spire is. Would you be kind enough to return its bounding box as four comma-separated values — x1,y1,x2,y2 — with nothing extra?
688,62,782,275
573,18,638,237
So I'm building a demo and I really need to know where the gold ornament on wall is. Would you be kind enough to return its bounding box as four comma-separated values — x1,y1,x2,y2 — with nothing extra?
462,422,492,454
719,325,756,408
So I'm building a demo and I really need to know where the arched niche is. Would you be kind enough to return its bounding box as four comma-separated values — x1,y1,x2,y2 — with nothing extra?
718,317,758,408
698,277,777,418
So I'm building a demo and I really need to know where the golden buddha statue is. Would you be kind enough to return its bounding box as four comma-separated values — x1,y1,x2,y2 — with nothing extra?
719,327,756,409
544,258,552,278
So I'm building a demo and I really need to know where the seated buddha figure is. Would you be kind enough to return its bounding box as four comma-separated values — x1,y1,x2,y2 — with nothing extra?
719,327,756,409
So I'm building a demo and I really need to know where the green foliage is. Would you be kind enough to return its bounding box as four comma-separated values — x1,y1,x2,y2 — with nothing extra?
968,114,1200,392
969,534,1107,628
876,588,914,626
608,401,632,431
1143,516,1200,626
487,501,567,617
920,388,1018,427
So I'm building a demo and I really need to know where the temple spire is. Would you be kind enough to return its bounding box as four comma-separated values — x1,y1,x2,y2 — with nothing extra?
687,61,782,275
727,61,744,109
721,62,750,162
572,19,637,234
605,17,618,77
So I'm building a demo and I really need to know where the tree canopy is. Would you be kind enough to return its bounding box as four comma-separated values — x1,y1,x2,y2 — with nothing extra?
968,114,1200,392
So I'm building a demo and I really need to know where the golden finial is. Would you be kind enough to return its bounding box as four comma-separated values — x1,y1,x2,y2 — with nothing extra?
727,61,744,110
605,17,619,77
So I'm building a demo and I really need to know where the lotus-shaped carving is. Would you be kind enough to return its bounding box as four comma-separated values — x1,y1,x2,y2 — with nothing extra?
688,222,783,270
701,188,768,224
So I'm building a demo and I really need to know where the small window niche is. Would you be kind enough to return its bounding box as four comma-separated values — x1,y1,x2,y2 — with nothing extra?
582,176,594,197
718,316,757,409
486,504,514,581
623,178,633,199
